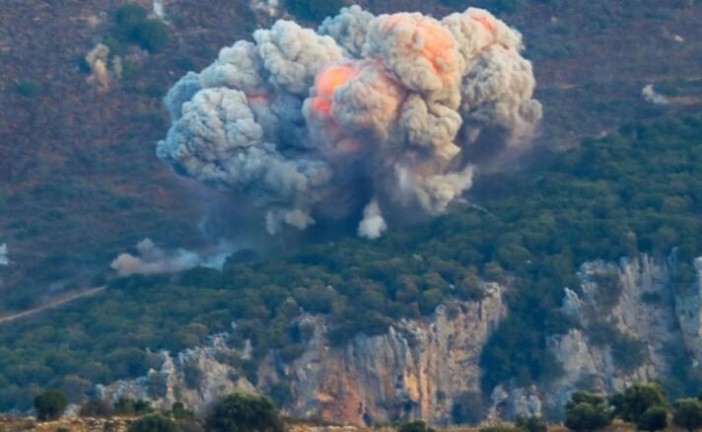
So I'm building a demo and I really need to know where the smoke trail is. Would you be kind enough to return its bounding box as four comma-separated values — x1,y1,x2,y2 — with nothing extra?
157,6,541,238
111,239,236,277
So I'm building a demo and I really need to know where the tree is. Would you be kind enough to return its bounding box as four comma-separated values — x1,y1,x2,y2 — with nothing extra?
637,405,668,431
564,391,612,432
610,383,667,425
515,415,548,432
673,399,702,432
34,389,68,421
284,0,344,21
399,420,435,432
128,413,179,432
206,392,283,432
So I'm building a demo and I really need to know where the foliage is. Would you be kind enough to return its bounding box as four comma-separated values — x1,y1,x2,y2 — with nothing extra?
112,4,169,53
515,415,548,432
34,389,68,421
673,399,702,432
284,0,344,21
610,333,648,372
114,398,154,416
206,392,283,432
610,383,668,424
564,391,612,432
637,405,668,431
0,115,702,408
129,413,179,432
14,80,43,98
171,402,194,420
398,420,435,432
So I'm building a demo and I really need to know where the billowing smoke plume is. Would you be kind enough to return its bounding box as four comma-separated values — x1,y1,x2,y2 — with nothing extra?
111,239,235,277
158,6,541,238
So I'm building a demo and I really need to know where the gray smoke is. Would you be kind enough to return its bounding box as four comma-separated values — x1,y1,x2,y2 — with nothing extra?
157,6,542,239
642,84,669,105
111,239,235,277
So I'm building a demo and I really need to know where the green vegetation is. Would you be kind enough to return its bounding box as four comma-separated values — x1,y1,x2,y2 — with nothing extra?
111,4,169,54
128,413,179,432
34,389,68,421
564,392,612,432
439,0,554,14
0,114,701,409
14,80,43,98
205,392,283,432
515,415,548,432
610,383,668,427
398,420,435,432
637,405,668,432
285,0,344,21
673,399,702,432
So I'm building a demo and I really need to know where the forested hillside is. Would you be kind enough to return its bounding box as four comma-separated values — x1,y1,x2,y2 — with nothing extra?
0,113,700,410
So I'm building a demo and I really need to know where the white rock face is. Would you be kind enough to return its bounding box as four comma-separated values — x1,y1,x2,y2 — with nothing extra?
101,284,507,425
675,257,702,366
99,336,256,414
99,254,702,425
280,283,507,425
541,255,695,413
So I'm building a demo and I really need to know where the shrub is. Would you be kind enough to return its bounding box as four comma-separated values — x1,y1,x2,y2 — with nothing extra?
638,405,668,431
112,4,169,53
34,389,68,421
129,413,179,432
399,420,435,432
515,415,548,432
206,392,283,432
673,399,702,432
14,80,42,98
133,20,169,53
610,382,668,424
285,0,344,21
564,392,612,432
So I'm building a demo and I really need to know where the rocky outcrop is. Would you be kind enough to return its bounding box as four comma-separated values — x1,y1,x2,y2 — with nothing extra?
100,255,702,426
280,283,506,426
538,255,700,415
101,283,507,426
674,257,702,365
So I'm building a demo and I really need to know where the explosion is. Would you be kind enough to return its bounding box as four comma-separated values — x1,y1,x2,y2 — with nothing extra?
157,6,541,238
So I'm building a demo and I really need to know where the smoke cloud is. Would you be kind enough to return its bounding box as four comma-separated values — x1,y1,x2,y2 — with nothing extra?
157,6,541,238
642,84,669,105
111,239,235,277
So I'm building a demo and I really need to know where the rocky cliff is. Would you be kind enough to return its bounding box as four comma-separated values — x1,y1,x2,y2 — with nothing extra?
100,255,702,426
100,283,507,426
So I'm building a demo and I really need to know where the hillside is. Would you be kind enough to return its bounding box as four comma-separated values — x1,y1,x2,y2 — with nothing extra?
1,111,701,420
1,0,701,308
1,0,702,426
